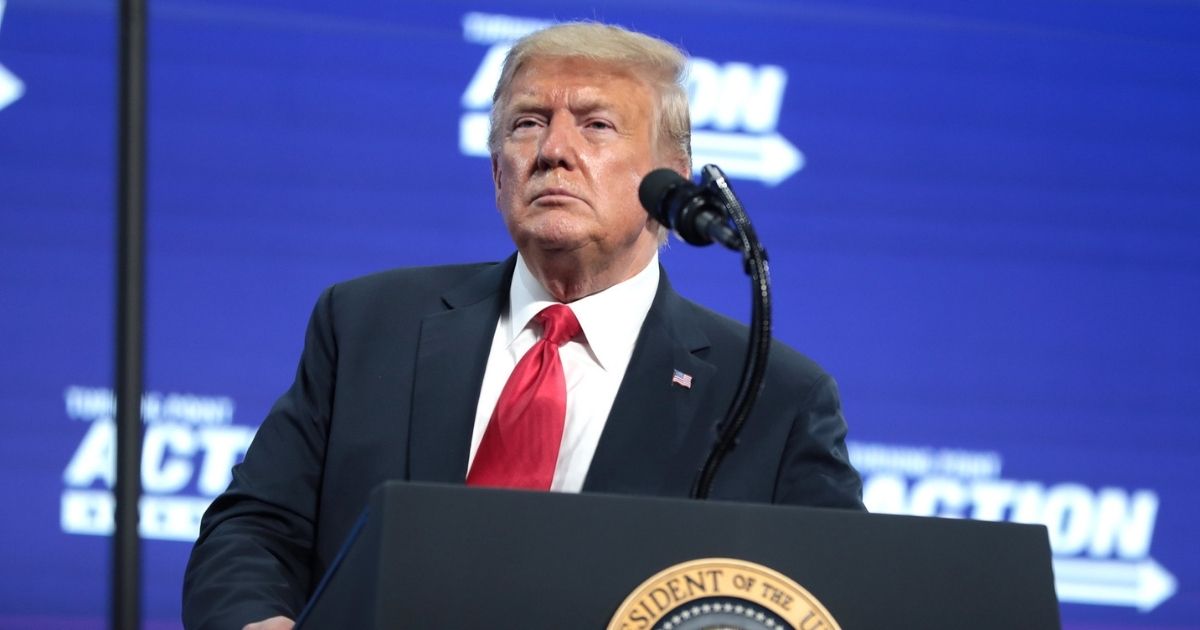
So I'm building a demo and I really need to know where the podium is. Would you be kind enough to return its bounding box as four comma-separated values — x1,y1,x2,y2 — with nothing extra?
297,482,1060,629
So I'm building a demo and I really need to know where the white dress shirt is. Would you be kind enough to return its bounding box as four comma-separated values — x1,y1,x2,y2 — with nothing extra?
468,253,660,492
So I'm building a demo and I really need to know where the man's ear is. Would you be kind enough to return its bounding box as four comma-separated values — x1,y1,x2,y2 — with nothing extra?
673,156,692,181
657,146,691,182
491,153,502,202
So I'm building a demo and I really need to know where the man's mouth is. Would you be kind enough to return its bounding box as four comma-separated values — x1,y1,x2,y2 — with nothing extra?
531,188,586,206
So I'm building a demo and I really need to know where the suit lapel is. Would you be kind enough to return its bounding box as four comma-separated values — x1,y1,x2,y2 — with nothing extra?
583,273,718,496
407,257,516,483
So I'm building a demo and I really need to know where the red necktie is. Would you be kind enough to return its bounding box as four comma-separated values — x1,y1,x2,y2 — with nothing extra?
467,304,581,490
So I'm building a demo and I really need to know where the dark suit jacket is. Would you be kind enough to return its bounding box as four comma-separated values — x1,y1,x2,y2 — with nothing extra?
182,256,863,629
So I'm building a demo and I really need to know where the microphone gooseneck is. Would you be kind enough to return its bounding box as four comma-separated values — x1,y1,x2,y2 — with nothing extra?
638,165,772,501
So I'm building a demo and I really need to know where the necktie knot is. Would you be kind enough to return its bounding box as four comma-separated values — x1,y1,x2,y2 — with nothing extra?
536,304,580,347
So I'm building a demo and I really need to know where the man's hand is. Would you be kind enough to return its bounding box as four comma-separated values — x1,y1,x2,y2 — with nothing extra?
243,616,294,630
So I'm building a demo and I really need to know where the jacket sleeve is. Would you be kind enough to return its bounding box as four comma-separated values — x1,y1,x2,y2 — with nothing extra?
773,373,866,510
182,286,338,629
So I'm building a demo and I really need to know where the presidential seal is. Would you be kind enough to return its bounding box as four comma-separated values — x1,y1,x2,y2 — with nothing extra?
608,558,841,630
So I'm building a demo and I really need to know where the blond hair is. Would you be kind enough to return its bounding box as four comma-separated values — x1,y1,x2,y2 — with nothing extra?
488,22,692,171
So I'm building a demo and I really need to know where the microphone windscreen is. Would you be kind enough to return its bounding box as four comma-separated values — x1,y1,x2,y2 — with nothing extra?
638,168,687,223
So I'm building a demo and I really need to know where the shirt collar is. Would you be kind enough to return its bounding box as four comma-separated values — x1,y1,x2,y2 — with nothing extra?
508,252,660,372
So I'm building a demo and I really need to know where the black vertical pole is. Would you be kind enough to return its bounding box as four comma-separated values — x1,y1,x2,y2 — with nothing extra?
115,1,146,629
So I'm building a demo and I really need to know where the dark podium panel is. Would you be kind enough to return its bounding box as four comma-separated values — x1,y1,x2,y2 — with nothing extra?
297,482,1060,629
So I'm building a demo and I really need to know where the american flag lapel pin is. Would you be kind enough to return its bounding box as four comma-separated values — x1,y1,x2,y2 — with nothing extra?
671,369,693,389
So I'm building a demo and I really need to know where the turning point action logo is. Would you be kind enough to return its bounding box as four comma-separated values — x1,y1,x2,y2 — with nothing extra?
458,12,804,186
60,386,255,542
851,441,1178,612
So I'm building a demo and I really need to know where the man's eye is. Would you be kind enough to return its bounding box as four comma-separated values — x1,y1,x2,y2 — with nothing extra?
513,118,541,129
586,120,614,130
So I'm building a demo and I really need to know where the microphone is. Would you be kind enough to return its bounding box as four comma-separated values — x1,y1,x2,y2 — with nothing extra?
638,169,741,249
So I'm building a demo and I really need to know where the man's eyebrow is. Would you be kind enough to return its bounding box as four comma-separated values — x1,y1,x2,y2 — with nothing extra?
568,97,616,115
504,94,617,115
504,96,546,112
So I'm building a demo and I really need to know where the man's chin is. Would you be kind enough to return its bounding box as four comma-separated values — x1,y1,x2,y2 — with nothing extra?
510,223,594,254
522,236,593,257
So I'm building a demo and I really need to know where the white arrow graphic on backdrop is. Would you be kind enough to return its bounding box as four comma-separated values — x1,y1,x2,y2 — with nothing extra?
1054,557,1178,611
0,0,26,111
690,131,804,187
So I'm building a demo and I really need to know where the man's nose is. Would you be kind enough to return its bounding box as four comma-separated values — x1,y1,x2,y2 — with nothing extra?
536,116,578,170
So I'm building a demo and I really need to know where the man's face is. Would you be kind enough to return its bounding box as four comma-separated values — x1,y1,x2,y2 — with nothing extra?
491,56,664,272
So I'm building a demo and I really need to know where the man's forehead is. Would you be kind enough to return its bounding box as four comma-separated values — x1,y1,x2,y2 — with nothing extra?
506,84,620,108
502,58,653,112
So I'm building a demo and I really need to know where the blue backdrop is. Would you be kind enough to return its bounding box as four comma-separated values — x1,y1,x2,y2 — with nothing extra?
0,1,1197,627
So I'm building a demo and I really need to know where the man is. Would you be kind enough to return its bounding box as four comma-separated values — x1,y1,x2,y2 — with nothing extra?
183,22,863,630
